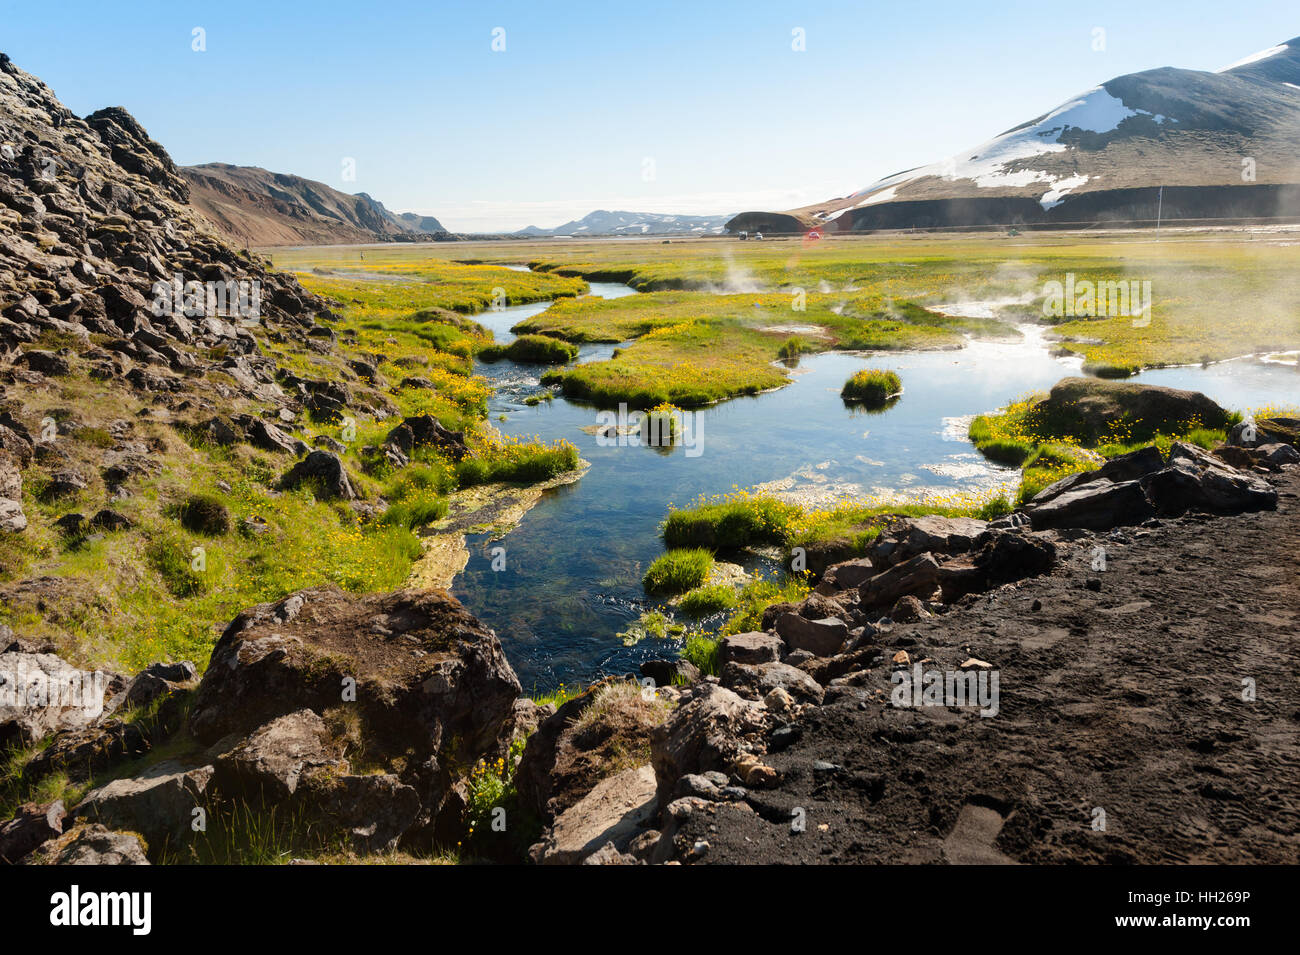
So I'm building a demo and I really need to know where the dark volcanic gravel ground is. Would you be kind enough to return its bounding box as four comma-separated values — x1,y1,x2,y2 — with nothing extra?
679,471,1300,864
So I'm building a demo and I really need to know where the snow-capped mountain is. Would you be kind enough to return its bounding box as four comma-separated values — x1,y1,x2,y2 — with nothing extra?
517,209,731,236
731,38,1300,232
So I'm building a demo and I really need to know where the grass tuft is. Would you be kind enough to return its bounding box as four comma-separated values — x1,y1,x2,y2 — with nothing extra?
841,368,902,405
642,548,714,595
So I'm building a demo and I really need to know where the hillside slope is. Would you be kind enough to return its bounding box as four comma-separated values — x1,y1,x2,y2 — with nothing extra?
183,162,447,246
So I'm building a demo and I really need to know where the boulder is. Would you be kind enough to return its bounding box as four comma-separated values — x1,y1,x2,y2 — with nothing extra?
245,418,304,456
0,651,112,748
499,697,554,748
0,424,34,467
530,764,658,865
384,415,468,462
1213,444,1285,472
18,349,73,376
774,613,848,656
1092,444,1167,483
858,552,942,609
304,391,346,422
89,508,132,531
22,719,150,784
0,449,21,501
0,799,66,863
515,690,598,821
1255,417,1300,446
936,530,1057,601
1032,378,1230,443
123,659,197,708
187,586,521,836
717,631,785,666
1259,443,1300,468
515,680,669,823
889,595,928,622
1227,419,1260,447
36,824,150,865
639,658,701,688
1030,445,1165,506
199,415,242,447
212,709,335,802
1026,478,1154,530
0,497,25,533
720,661,824,705
71,759,214,852
1226,418,1299,447
819,558,875,591
869,515,988,567
794,591,851,620
972,529,1057,586
798,646,882,686
1143,459,1277,517
297,770,422,853
760,601,799,631
650,683,769,809
279,450,356,499
799,535,866,578
41,469,86,499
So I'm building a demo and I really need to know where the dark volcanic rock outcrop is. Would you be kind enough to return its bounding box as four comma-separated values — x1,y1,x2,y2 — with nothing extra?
187,585,521,844
0,51,334,408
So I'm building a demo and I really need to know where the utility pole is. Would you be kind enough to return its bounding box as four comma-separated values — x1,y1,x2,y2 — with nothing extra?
1155,185,1164,237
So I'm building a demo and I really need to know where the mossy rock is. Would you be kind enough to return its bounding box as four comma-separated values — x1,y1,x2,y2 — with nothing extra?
1033,377,1229,443
1258,417,1300,445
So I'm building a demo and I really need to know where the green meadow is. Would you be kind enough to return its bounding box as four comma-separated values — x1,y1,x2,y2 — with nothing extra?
462,231,1300,400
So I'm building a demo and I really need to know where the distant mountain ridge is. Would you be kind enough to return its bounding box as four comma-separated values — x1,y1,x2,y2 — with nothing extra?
182,163,448,246
516,209,732,236
729,37,1300,233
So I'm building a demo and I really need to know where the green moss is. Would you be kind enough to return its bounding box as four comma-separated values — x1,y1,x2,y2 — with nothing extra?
618,609,687,645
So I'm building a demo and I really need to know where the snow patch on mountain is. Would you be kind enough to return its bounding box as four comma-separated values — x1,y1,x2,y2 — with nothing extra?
1217,43,1289,73
844,86,1170,213
518,209,731,236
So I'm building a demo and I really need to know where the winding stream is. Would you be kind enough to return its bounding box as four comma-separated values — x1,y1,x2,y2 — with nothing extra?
450,276,1299,692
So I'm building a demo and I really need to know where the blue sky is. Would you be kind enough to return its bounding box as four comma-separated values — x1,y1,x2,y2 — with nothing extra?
2,1,1296,230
